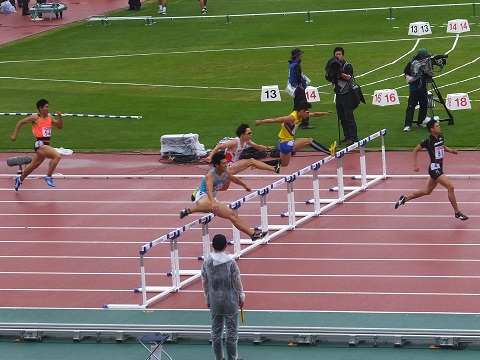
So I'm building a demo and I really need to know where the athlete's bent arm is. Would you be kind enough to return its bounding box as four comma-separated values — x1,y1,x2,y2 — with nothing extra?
412,144,422,172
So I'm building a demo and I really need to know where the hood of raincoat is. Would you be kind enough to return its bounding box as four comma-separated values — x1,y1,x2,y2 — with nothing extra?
210,252,232,266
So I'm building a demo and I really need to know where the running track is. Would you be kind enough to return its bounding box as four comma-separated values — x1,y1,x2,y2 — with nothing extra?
0,150,478,312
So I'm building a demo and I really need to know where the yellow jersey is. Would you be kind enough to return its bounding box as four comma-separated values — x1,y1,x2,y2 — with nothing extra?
278,111,301,142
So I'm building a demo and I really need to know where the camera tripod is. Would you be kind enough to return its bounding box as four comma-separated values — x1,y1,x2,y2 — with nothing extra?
426,78,454,125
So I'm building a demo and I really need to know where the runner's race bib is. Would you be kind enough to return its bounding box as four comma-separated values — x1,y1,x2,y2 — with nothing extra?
430,163,441,170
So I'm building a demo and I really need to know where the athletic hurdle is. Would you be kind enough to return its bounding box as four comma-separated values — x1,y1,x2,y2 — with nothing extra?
104,129,387,309
0,112,142,119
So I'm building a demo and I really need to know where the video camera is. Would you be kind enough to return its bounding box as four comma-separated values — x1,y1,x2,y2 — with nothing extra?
411,54,448,78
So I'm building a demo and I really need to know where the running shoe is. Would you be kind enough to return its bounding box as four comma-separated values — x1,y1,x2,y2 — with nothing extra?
44,176,55,187
201,7,207,14
455,211,469,221
274,160,282,174
403,126,412,132
180,208,191,219
191,187,198,202
329,141,337,157
250,231,268,241
14,176,22,192
394,195,405,209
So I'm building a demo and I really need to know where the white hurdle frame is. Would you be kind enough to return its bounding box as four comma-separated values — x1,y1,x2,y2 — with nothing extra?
104,129,387,309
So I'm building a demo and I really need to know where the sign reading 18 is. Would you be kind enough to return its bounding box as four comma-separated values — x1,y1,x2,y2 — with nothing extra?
410,24,429,33
447,96,469,107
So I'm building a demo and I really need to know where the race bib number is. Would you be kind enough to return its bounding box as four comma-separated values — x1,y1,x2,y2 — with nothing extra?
435,145,444,160
42,127,52,137
34,140,44,148
430,163,441,171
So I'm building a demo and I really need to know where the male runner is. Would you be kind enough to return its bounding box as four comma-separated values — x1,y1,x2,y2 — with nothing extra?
181,152,268,241
254,101,336,168
395,119,468,221
11,99,63,190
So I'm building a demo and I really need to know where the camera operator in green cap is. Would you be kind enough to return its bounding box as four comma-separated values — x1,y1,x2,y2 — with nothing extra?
402,48,431,131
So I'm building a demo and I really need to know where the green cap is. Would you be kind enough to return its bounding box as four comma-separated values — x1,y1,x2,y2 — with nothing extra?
417,48,429,57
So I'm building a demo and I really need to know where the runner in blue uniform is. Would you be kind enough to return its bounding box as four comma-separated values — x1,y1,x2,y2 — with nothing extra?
180,152,268,241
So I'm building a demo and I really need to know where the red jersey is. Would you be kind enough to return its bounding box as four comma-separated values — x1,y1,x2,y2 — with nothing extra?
32,115,53,141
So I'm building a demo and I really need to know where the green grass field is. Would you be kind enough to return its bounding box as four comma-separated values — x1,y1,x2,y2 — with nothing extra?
0,0,478,152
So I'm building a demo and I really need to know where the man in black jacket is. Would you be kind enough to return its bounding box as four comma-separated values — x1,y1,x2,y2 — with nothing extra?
327,47,359,145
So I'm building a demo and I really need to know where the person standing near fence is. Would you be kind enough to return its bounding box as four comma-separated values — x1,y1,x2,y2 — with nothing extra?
157,0,167,15
10,99,63,190
198,0,207,14
394,119,468,221
254,101,336,167
288,48,314,129
180,152,268,241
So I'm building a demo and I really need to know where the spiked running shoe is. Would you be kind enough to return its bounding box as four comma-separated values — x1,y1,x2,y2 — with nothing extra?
14,176,22,192
455,212,469,221
251,231,268,241
180,208,191,219
329,141,337,157
274,160,282,174
44,176,55,187
395,195,405,209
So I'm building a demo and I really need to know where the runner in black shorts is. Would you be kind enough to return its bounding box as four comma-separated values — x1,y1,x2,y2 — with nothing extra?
394,119,468,221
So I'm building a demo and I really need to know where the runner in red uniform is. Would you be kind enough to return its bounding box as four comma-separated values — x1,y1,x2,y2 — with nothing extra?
11,99,63,190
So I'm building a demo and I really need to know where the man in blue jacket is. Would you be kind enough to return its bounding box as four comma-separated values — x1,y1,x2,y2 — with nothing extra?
288,48,314,129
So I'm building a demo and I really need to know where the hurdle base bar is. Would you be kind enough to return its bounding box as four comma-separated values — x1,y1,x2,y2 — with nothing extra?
103,304,146,309
134,286,173,293
166,270,200,277
254,224,293,232
351,174,383,180
305,198,338,205
281,211,320,218
329,186,363,192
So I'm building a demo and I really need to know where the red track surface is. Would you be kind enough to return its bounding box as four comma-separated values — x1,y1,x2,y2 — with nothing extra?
0,0,129,45
0,150,478,312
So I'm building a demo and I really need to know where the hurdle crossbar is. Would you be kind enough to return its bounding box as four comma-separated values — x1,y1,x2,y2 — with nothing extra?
0,112,142,119
104,129,387,309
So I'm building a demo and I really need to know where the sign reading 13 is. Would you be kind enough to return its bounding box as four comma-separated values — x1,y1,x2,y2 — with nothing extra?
261,85,282,102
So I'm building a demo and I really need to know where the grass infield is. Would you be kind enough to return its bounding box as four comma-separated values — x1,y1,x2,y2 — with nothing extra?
0,0,478,152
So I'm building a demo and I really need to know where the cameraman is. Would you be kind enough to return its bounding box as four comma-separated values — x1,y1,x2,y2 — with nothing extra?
403,48,432,131
327,47,359,145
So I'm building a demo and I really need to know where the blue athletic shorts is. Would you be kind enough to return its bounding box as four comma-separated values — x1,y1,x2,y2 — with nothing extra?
278,140,294,155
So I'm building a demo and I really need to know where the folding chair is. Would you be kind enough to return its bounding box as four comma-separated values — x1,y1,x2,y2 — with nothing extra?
139,335,172,360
